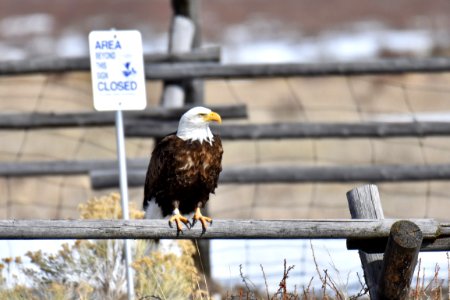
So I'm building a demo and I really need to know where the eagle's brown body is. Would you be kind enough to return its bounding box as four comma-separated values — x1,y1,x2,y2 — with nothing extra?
143,133,223,217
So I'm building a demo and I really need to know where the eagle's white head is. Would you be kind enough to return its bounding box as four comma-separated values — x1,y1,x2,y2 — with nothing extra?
176,106,222,144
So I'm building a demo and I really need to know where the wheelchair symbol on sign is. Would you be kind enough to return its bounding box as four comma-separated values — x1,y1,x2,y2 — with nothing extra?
122,62,137,77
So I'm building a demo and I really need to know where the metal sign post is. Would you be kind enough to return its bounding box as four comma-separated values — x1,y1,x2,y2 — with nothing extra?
115,109,134,300
89,30,147,300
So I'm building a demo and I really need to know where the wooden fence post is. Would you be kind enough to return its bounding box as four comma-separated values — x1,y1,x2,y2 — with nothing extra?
377,220,423,300
346,184,384,300
161,14,195,107
165,0,212,283
170,0,204,105
162,0,204,107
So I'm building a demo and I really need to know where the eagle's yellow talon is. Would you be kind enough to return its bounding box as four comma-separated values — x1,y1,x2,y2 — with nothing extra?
192,208,213,232
168,213,190,232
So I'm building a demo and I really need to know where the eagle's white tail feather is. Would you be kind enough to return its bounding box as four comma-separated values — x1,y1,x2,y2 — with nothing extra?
144,199,180,254
144,198,164,219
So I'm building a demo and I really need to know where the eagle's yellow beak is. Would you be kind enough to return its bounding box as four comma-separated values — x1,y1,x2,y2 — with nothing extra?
203,111,222,124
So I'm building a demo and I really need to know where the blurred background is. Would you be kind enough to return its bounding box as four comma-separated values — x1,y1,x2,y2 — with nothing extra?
1,0,450,62
0,0,450,298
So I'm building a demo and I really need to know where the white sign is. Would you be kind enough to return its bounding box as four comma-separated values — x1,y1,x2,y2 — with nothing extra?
89,30,147,111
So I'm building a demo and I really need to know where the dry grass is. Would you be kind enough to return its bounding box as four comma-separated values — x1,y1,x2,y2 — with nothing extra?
222,243,449,300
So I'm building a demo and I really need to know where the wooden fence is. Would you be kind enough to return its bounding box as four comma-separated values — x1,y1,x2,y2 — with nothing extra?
0,218,445,241
2,56,450,78
1,3,450,298
1,64,449,300
0,184,448,300
2,160,450,187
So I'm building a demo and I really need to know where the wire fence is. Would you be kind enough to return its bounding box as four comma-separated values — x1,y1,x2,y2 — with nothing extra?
1,69,450,293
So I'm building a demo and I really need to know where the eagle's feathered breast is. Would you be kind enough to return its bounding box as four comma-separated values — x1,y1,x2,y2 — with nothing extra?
144,134,223,217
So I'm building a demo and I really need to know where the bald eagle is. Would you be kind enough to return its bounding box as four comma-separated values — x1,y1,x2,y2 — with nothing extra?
143,106,223,233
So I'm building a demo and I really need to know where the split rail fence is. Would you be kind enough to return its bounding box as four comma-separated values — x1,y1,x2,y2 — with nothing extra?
0,184,449,299
1,3,450,300
1,55,450,300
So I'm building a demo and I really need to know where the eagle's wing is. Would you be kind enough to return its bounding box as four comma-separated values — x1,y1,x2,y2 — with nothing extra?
209,134,223,189
143,134,177,209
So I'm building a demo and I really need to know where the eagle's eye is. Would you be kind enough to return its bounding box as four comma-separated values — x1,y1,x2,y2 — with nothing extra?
198,113,207,116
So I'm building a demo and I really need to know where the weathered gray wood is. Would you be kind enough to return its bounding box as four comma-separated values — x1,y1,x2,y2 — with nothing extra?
0,48,220,76
0,219,441,240
0,159,140,177
163,13,196,107
144,58,450,80
2,57,450,79
89,164,450,189
347,184,384,300
5,116,450,138
3,159,450,183
161,85,185,107
163,14,206,106
0,104,246,129
171,0,202,48
169,15,195,53
377,220,423,300
218,165,450,183
347,236,450,252
144,46,220,63
347,185,384,219
348,222,450,251
126,121,450,139
170,0,205,105
162,15,196,107
168,47,223,62
421,236,450,250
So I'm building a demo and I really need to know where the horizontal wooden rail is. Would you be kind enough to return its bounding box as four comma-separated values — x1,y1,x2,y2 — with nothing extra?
126,121,450,139
0,47,221,76
1,57,449,79
347,237,450,252
0,219,446,240
143,58,450,80
0,159,146,177
90,163,450,189
2,115,449,139
1,160,450,184
1,117,444,147
0,104,247,129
